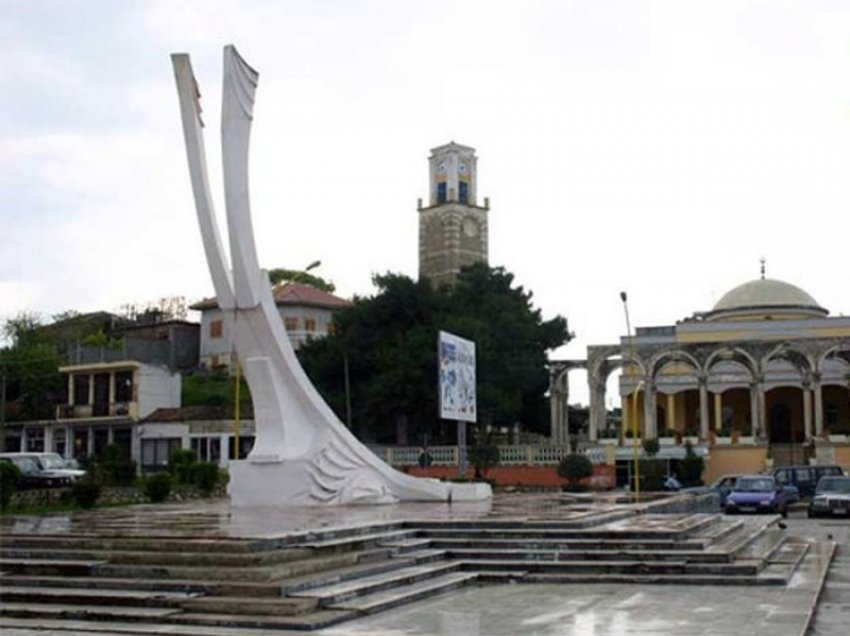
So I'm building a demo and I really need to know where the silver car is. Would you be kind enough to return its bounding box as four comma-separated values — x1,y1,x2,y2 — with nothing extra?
808,476,850,518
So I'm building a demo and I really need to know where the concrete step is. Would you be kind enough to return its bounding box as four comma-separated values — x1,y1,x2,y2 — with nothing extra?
0,585,198,607
0,574,282,597
0,601,183,621
179,595,318,616
461,557,762,577
326,571,479,614
0,546,315,568
0,558,105,577
281,549,447,594
440,545,735,564
86,547,389,582
170,608,355,631
0,534,262,554
291,529,418,552
0,616,328,636
522,572,788,586
292,561,462,606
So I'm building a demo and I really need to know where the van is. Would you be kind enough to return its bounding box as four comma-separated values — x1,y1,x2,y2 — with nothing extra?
771,465,845,499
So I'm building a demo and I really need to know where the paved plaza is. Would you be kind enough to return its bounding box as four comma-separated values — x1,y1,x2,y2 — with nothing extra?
0,494,846,636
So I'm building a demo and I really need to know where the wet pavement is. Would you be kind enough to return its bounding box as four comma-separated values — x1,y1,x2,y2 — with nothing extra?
0,495,844,636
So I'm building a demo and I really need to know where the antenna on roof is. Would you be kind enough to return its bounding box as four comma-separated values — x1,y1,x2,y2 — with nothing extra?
759,257,766,280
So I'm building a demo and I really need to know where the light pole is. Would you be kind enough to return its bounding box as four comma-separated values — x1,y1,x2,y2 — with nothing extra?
621,291,641,502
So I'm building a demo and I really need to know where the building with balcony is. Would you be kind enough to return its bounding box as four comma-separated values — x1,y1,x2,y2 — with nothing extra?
190,281,351,369
7,361,181,463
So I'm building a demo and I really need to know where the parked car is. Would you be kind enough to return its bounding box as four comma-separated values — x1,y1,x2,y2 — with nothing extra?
0,456,72,489
808,476,850,518
771,465,845,499
725,475,789,517
0,452,85,482
682,474,742,507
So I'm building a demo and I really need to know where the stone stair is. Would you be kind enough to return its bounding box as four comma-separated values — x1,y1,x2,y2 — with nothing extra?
0,512,828,633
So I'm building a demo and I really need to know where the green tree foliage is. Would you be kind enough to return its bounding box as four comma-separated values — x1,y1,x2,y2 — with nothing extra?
468,437,500,480
1,313,64,421
557,453,594,491
0,461,21,509
268,268,335,292
677,441,705,487
298,264,570,444
168,449,198,485
642,437,660,457
145,472,172,503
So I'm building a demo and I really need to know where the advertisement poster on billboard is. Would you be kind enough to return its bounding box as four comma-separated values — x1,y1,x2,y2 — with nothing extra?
438,330,477,423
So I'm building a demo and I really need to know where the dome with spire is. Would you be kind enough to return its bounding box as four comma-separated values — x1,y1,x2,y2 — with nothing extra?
704,278,828,322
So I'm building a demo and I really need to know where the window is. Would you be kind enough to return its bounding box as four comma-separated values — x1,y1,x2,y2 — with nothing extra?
191,436,221,463
825,404,839,429
459,181,468,204
284,317,299,331
210,319,223,339
437,182,447,204
304,318,316,332
141,438,182,468
53,428,66,457
25,427,45,452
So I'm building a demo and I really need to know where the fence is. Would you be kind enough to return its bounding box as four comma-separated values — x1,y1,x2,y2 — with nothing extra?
369,444,599,467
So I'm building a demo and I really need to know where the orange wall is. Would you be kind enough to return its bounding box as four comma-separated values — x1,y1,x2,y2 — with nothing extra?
703,446,768,483
407,465,616,489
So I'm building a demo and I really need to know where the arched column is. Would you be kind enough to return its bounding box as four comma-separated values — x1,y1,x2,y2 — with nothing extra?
588,376,606,441
813,373,824,437
802,379,813,440
548,368,570,445
749,382,760,438
699,377,710,439
643,378,657,439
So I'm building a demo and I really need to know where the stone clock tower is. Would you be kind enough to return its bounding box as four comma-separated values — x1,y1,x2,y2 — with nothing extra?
418,141,489,287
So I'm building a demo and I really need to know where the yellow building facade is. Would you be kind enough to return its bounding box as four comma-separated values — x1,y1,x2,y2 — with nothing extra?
555,277,850,468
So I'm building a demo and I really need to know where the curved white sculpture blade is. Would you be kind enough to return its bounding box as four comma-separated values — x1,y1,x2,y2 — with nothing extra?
172,45,491,506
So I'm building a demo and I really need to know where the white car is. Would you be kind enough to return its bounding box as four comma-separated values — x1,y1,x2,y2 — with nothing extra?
0,452,86,482
808,476,850,518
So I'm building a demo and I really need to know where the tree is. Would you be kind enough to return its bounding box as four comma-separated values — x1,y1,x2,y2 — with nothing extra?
268,268,335,292
557,453,594,491
298,264,571,443
1,313,64,422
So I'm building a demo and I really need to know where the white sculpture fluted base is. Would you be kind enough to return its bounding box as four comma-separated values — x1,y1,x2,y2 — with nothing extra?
228,458,490,507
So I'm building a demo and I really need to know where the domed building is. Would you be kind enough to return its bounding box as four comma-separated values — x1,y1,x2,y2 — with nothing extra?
551,273,850,475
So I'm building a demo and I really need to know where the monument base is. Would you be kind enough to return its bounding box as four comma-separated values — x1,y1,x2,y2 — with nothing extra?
228,458,492,507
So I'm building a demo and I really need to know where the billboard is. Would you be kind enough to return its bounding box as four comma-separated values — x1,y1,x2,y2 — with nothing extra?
438,330,477,422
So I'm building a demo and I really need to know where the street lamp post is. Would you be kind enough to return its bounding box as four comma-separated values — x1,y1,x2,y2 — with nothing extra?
620,291,641,503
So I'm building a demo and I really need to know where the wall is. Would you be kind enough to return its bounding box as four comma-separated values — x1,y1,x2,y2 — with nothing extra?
407,464,616,489
137,365,181,418
703,445,768,483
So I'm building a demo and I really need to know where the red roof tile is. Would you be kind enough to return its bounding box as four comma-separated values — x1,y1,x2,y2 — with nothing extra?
190,282,351,311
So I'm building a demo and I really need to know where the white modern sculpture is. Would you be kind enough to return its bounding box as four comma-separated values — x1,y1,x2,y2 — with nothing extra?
171,46,491,507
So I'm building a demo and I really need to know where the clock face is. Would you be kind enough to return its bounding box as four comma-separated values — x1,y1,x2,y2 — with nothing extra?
437,162,446,173
462,217,479,238
458,163,468,174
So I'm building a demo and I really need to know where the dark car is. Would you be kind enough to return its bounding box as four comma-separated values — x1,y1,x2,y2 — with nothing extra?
771,465,845,499
0,456,72,489
808,476,850,518
725,475,789,517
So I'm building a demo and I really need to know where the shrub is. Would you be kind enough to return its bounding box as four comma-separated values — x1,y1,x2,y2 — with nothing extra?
642,437,660,457
557,453,594,491
168,449,197,485
98,443,137,486
468,441,500,480
192,462,221,495
678,441,705,487
72,479,102,509
145,472,172,503
0,461,21,510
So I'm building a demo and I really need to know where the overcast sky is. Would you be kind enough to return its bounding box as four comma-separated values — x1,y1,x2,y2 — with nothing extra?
3,0,850,405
